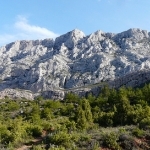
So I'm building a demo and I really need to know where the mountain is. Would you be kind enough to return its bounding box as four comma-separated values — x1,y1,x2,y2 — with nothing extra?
0,28,150,99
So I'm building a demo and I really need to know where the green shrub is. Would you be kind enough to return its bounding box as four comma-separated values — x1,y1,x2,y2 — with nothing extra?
118,127,126,134
48,146,66,150
26,125,42,137
47,131,76,148
41,108,53,119
132,127,144,137
0,127,12,144
31,145,45,150
7,101,19,111
103,132,121,150
139,117,150,129
49,131,70,144
92,141,100,150
98,112,114,126
80,134,91,142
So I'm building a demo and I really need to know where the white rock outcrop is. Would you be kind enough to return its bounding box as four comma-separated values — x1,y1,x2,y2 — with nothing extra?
0,28,150,99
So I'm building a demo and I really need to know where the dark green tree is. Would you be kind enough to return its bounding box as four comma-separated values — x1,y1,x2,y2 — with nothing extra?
76,106,87,129
81,99,93,123
114,94,131,125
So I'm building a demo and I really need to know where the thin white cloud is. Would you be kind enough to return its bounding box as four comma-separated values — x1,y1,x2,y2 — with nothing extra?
0,16,59,46
15,16,58,38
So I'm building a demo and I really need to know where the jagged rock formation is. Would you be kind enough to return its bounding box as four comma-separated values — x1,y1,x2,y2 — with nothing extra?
0,28,150,99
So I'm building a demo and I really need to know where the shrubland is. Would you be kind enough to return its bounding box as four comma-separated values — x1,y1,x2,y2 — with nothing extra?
0,84,150,149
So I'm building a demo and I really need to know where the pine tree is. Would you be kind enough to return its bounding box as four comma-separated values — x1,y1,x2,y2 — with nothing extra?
114,94,131,125
81,99,93,123
76,106,87,129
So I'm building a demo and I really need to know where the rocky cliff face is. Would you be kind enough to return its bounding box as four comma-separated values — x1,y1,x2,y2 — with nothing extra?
0,28,150,99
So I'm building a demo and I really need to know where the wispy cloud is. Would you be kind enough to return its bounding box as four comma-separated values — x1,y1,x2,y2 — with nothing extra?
0,16,59,46
15,16,58,39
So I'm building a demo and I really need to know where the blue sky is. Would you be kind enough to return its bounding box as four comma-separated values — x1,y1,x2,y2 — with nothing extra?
0,0,150,46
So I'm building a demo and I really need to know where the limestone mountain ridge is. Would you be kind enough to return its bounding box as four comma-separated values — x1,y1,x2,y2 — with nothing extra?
0,28,150,99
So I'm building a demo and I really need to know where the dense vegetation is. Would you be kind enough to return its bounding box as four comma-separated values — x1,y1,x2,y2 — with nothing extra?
0,84,150,149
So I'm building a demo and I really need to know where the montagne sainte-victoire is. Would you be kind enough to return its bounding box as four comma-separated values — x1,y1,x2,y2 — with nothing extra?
0,28,150,99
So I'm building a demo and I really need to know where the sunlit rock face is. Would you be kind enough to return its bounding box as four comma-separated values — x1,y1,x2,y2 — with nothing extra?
0,28,150,99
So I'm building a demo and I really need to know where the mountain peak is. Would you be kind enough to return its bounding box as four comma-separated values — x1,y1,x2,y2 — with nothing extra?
114,28,149,41
54,29,85,49
70,29,85,37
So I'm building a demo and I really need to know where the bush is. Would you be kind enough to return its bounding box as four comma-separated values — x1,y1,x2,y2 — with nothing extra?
139,117,150,129
7,101,19,111
48,131,71,145
41,108,53,119
0,127,12,144
98,112,114,126
31,145,45,150
48,146,66,150
47,131,78,148
26,125,42,137
103,132,121,150
91,141,100,150
132,127,145,137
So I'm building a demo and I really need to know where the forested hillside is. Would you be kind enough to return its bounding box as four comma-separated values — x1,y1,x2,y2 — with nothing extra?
0,84,150,149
